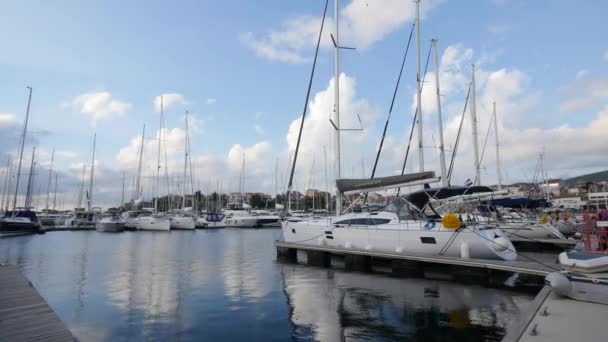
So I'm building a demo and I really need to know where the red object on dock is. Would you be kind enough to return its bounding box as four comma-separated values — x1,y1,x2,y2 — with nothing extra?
583,210,608,253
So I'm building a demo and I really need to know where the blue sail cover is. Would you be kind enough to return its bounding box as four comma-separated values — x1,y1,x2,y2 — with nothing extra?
489,197,550,209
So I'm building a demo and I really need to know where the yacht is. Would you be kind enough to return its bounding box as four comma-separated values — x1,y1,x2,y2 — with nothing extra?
95,211,125,232
197,212,225,229
0,210,41,232
281,174,517,261
126,209,170,231
37,210,66,227
68,208,101,229
168,211,195,230
222,208,258,228
250,210,281,227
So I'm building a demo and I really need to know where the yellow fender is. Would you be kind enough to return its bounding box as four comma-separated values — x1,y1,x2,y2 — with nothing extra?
442,213,461,229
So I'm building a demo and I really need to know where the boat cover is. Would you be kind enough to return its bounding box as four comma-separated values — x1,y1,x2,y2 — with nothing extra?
405,186,494,210
336,171,436,194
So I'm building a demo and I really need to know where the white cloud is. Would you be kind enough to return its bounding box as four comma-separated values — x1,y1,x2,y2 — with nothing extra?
559,98,596,113
241,0,443,63
285,73,377,187
206,98,216,104
70,91,131,125
255,124,264,135
56,150,78,159
0,113,18,126
153,93,187,112
576,69,589,79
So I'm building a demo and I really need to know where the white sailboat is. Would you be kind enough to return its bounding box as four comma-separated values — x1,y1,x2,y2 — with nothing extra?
130,98,170,231
280,0,517,261
70,134,101,229
169,110,195,230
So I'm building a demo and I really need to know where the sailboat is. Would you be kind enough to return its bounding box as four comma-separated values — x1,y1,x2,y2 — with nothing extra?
131,97,171,231
69,134,102,229
169,110,195,230
0,87,41,233
280,0,516,261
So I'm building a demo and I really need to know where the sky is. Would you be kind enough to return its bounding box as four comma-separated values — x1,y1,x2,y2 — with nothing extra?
1,0,608,209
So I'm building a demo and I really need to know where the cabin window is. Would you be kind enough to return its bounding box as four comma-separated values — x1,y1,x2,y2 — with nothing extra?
420,237,436,244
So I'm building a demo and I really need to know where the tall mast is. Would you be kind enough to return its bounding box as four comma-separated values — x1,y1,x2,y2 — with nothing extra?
45,148,55,212
493,102,503,190
155,97,163,213
241,153,246,205
470,64,481,185
432,39,447,186
333,0,342,215
415,0,424,172
135,124,145,202
12,86,33,212
324,145,329,211
182,110,189,209
87,133,96,211
121,172,125,207
77,164,86,209
275,158,278,206
24,147,36,209
1,156,11,212
52,173,58,210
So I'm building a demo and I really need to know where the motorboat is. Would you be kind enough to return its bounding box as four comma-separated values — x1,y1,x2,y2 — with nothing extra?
37,210,66,227
281,175,517,261
129,210,170,231
0,210,41,232
250,210,281,227
95,212,125,232
198,212,225,229
67,208,102,229
222,208,259,228
168,212,195,230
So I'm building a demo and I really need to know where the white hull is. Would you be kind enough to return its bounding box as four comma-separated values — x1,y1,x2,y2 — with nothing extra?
500,222,565,240
170,216,195,230
134,217,171,231
223,217,259,228
95,221,125,232
282,219,516,261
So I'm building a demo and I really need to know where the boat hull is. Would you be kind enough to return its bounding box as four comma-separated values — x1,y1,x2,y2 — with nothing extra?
281,220,516,261
134,217,171,231
0,219,41,233
170,217,195,230
223,217,259,228
95,221,125,232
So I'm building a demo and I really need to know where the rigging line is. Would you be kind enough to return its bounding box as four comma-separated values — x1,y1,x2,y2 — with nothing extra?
284,0,329,214
396,40,433,197
474,111,495,185
365,23,415,204
447,83,472,184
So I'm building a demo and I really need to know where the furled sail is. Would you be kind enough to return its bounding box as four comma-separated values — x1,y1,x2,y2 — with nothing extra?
336,171,437,194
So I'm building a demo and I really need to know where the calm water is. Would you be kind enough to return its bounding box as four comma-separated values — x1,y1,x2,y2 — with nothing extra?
0,230,533,341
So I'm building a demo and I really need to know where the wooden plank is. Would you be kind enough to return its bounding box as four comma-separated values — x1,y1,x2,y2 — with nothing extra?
0,265,74,342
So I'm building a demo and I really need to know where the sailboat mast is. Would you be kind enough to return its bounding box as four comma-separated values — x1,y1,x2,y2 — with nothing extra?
1,156,11,212
135,124,145,203
24,147,36,209
77,164,86,209
182,110,189,209
275,158,278,206
432,39,448,186
88,134,96,211
242,153,246,205
493,102,503,190
155,97,163,213
52,173,58,210
121,172,125,207
45,148,55,212
12,86,33,211
415,0,424,172
333,0,342,215
470,64,481,185
324,145,329,211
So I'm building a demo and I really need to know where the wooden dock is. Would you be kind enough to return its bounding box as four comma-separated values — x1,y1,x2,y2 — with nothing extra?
275,240,560,281
0,265,74,342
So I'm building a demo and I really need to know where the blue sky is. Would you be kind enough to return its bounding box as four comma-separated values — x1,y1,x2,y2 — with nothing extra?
1,0,608,208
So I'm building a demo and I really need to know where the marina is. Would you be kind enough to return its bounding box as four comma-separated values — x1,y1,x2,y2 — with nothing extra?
1,0,608,341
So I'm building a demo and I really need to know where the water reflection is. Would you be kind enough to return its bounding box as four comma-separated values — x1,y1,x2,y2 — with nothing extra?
280,265,530,341
0,230,531,341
